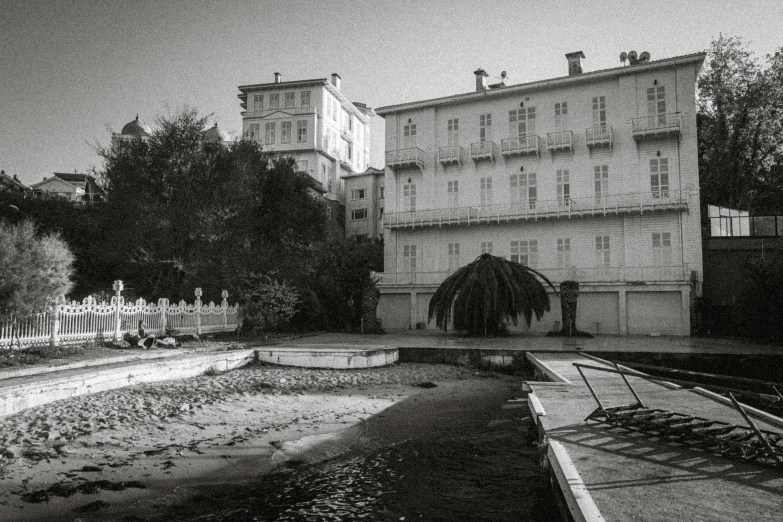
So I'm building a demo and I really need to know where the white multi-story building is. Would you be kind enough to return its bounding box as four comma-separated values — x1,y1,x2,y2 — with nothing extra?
238,73,377,237
374,51,705,335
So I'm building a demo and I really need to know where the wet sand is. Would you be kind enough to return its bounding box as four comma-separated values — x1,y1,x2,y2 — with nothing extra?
0,362,491,521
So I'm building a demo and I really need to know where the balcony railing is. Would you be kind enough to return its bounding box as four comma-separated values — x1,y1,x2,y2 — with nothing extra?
632,112,682,140
470,141,498,162
383,189,690,230
438,145,464,166
374,265,691,287
586,126,613,148
546,130,573,152
501,135,540,157
386,148,426,171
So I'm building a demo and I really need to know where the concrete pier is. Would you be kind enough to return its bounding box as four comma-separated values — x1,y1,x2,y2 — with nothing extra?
526,352,783,522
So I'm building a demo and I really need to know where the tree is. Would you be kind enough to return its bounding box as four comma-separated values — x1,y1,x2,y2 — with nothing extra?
95,107,325,301
428,253,557,336
312,236,384,330
0,220,74,319
698,35,783,213
239,273,299,332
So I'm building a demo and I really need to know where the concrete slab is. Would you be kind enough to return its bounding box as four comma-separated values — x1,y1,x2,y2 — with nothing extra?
0,349,257,418
528,352,783,522
256,345,398,369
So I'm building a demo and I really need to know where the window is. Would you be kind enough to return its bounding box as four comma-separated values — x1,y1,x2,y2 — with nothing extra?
379,185,384,199
342,108,350,132
248,123,260,140
480,177,493,206
650,158,670,198
557,170,570,207
647,86,666,124
403,245,417,271
510,173,537,209
592,96,606,127
447,118,459,145
347,141,353,160
594,165,609,204
264,122,275,144
554,102,568,131
351,188,367,200
403,183,416,212
509,107,536,137
557,238,571,268
253,94,263,111
295,160,308,173
297,120,307,142
300,91,311,108
447,180,459,208
448,243,460,272
351,209,368,221
479,113,492,142
348,114,353,132
403,123,417,148
379,207,384,218
281,121,292,143
652,232,672,266
269,93,280,110
511,240,538,267
285,92,295,109
595,236,610,267
481,241,493,254
320,164,327,185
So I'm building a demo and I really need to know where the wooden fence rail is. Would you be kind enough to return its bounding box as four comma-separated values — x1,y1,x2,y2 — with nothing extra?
0,280,240,350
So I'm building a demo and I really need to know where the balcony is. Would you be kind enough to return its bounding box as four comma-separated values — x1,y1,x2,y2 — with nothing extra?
386,148,426,171
501,135,540,157
470,141,498,163
632,112,681,141
546,130,573,153
438,145,465,166
374,265,691,287
341,129,353,142
586,126,613,148
383,189,690,230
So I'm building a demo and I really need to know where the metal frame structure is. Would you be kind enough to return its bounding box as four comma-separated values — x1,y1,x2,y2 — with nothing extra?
573,362,783,469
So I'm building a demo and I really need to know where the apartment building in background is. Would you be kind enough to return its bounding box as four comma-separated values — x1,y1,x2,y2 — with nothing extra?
238,73,382,238
374,50,705,335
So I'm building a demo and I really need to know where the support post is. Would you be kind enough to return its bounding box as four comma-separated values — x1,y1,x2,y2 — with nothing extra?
221,290,228,332
112,280,123,343
50,299,61,348
195,288,203,336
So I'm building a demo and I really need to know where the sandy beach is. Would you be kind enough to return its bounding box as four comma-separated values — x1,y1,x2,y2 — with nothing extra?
0,361,495,521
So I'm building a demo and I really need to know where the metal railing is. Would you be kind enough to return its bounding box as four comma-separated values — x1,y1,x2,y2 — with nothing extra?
470,141,498,162
438,145,464,165
383,189,690,229
632,112,682,137
386,147,426,170
501,135,541,156
586,126,612,147
374,265,691,287
546,130,573,151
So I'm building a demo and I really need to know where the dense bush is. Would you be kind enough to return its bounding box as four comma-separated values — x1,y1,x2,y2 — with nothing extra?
239,273,299,332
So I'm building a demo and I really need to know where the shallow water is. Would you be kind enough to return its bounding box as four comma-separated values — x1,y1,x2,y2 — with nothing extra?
150,378,557,522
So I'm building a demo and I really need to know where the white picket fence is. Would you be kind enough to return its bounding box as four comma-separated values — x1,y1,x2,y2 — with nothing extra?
0,281,240,350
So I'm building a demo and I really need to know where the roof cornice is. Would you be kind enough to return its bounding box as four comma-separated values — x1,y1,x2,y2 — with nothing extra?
376,52,706,115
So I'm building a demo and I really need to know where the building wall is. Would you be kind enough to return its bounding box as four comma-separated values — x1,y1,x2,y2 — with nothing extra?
344,173,384,238
377,54,703,336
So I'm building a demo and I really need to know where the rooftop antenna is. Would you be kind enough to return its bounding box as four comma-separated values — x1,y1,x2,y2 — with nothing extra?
620,52,627,66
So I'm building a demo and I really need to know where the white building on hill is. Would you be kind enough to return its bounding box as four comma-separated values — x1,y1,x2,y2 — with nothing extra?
374,50,705,335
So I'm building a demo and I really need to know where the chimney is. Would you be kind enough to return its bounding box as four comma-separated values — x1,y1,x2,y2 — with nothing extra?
565,51,585,75
331,73,341,91
273,72,282,83
474,68,489,92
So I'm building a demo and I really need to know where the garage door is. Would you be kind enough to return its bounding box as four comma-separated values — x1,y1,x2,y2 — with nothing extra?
627,291,684,335
378,293,411,330
578,292,620,335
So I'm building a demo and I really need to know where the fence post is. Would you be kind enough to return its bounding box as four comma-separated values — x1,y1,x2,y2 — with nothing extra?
221,290,228,332
194,288,202,336
50,299,61,348
113,280,123,343
159,298,168,335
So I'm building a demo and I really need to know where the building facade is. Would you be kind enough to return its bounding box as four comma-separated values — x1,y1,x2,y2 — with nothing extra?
344,167,385,238
238,73,377,237
375,51,705,335
30,172,105,203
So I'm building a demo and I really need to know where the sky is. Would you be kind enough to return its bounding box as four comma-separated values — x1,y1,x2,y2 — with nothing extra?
1,0,782,186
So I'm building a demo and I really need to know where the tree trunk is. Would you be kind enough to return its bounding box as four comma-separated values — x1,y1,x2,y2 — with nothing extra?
560,281,579,337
